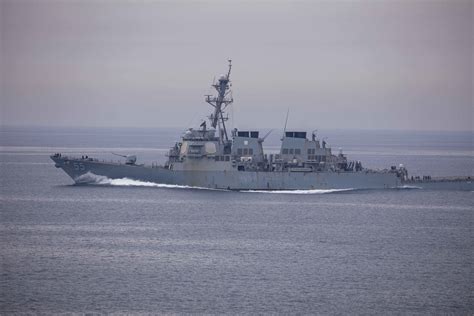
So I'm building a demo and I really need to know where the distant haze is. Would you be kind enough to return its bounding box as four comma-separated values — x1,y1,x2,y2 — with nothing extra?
1,0,472,131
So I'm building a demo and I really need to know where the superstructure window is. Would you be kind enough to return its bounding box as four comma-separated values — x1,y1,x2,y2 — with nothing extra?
237,148,242,155
243,148,248,155
289,149,294,155
282,149,288,154
249,148,253,155
295,149,301,155
285,131,307,139
188,145,202,154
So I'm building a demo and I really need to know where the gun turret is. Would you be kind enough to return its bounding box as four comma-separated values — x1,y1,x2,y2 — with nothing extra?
112,153,137,165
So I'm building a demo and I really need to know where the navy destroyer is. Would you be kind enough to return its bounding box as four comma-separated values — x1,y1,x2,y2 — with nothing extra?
51,61,472,191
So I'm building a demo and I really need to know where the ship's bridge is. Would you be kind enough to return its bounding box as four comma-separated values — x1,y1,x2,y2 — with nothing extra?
182,128,218,141
173,128,221,159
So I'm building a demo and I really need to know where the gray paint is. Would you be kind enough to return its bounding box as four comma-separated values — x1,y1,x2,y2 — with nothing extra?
49,61,472,191
50,156,472,191
50,156,401,190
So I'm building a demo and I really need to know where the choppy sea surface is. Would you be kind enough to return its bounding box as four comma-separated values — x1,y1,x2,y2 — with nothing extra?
1,126,473,314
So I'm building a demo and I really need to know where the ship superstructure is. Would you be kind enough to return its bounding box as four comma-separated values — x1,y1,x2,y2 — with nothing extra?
50,61,472,191
163,61,361,175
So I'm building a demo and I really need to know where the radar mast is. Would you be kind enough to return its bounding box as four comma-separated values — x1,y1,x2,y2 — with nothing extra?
205,60,234,142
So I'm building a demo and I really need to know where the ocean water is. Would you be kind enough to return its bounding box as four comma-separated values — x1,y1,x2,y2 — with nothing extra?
1,126,473,314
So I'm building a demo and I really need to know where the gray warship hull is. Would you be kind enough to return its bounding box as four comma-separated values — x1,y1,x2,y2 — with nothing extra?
50,61,473,191
51,156,403,190
51,156,473,191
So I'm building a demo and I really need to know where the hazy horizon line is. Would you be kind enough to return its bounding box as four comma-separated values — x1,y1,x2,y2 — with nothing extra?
1,124,472,134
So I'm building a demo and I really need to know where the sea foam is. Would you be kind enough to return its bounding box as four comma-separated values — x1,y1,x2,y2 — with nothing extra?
74,172,204,190
74,172,356,194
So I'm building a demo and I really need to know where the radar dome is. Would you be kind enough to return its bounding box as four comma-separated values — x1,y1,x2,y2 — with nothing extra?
219,74,227,81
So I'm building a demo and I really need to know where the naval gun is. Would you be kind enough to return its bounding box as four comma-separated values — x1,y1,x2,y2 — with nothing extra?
112,153,137,165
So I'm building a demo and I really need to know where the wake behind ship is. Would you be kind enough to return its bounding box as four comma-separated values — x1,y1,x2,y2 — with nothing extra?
51,61,472,191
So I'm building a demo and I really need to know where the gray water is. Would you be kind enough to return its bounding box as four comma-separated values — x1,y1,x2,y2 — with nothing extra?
1,127,473,314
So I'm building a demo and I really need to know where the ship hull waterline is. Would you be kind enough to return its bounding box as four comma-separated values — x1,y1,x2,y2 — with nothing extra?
52,156,404,190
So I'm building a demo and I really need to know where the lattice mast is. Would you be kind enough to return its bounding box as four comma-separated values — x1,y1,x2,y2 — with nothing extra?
205,60,233,141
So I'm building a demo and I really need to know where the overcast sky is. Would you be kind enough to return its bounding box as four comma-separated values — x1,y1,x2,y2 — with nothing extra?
1,0,472,131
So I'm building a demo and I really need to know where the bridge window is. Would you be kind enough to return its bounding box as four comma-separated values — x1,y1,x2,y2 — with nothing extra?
237,131,250,137
282,149,288,154
188,145,202,154
249,148,253,155
289,149,294,155
243,148,248,155
250,131,259,138
295,149,301,155
237,148,242,155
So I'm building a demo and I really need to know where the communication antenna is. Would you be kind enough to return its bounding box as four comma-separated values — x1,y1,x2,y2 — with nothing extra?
282,108,290,139
111,152,127,158
226,58,232,78
259,129,273,143
231,91,235,131
263,129,273,140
